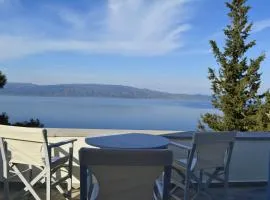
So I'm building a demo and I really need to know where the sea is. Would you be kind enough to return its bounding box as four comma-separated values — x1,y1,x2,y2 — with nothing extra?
0,96,215,131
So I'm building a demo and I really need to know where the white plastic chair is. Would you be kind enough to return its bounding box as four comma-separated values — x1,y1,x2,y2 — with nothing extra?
0,125,76,200
170,132,236,200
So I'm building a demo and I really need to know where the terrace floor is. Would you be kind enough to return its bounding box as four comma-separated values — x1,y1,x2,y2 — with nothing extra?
0,184,268,200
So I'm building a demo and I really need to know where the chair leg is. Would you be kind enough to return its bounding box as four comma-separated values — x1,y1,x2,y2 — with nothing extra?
3,166,10,200
27,165,33,199
55,184,67,199
67,177,72,200
67,146,73,200
198,170,203,192
24,169,46,192
46,170,51,200
12,165,41,200
224,171,229,198
1,140,10,200
184,172,190,200
195,170,203,199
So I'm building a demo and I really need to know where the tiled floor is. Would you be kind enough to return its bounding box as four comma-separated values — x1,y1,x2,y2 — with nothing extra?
0,184,80,200
0,184,268,200
173,186,268,200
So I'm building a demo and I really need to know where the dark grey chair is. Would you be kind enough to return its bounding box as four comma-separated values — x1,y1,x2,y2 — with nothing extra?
79,148,173,200
170,132,236,200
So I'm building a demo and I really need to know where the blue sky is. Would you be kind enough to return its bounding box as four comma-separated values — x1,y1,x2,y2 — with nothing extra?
0,0,269,94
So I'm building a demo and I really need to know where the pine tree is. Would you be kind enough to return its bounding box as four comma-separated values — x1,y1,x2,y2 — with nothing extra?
200,0,268,131
254,91,270,131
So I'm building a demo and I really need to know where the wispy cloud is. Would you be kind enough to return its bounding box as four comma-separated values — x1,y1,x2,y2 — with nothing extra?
253,19,270,33
0,0,192,60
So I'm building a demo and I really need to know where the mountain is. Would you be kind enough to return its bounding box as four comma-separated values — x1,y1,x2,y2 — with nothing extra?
0,83,210,100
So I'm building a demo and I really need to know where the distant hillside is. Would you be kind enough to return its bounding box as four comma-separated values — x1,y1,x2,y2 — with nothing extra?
0,83,210,100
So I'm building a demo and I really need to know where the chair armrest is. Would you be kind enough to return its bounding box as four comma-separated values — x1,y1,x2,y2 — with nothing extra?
170,141,192,151
48,139,77,149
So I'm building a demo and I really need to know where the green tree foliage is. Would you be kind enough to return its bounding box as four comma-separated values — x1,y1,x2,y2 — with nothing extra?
200,0,269,131
0,71,44,128
0,112,44,128
13,118,44,128
253,91,270,131
0,71,6,88
0,112,9,125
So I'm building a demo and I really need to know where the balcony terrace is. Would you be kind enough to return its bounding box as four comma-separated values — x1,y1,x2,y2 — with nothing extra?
1,128,269,199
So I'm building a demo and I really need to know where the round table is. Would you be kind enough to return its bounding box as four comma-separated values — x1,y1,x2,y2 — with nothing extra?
85,133,169,149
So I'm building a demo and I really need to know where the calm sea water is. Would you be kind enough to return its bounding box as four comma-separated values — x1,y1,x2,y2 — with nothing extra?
0,96,215,131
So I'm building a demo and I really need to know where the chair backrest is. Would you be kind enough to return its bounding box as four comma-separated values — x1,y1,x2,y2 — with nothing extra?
0,125,48,166
79,148,172,200
192,132,236,170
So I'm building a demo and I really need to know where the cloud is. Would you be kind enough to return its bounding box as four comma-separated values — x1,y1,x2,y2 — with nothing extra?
253,19,270,33
0,0,192,60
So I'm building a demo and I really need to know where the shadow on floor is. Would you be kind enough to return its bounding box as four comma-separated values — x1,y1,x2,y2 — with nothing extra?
0,183,267,200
